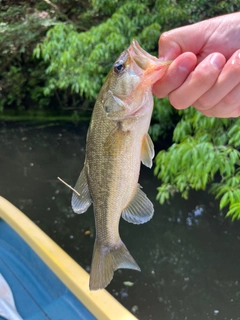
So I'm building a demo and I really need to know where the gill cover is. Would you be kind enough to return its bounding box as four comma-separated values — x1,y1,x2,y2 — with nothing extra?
102,40,171,120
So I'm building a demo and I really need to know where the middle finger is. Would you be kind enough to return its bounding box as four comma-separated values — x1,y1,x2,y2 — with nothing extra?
168,53,226,110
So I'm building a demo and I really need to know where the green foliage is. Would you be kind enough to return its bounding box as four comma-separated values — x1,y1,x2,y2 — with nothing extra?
35,2,159,99
37,0,228,100
2,0,238,111
150,0,240,221
0,0,91,112
0,2,56,111
149,97,177,141
2,0,240,220
155,109,240,220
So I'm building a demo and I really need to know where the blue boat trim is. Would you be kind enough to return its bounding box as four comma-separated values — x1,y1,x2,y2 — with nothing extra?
0,220,96,320
0,196,138,320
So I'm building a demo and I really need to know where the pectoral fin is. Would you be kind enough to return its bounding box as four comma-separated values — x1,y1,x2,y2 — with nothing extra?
104,124,129,157
122,186,154,224
71,167,92,214
141,133,155,168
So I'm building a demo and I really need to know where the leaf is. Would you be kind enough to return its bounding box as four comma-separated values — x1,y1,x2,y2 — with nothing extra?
123,281,134,287
226,203,240,220
219,192,230,210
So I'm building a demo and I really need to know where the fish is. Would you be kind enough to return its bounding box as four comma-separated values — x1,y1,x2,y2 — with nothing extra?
0,274,23,320
71,40,171,290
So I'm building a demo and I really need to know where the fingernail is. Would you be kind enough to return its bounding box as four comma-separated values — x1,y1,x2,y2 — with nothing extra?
178,58,196,73
210,53,225,70
231,50,240,65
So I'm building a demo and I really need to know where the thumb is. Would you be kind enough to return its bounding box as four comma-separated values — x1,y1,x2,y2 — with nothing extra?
158,24,207,60
158,31,183,60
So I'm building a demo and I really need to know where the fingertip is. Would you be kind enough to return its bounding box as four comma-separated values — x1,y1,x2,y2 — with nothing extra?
176,52,197,73
209,53,226,70
153,52,197,99
152,82,163,98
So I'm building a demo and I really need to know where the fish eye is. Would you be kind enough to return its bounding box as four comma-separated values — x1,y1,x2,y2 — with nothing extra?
114,61,125,74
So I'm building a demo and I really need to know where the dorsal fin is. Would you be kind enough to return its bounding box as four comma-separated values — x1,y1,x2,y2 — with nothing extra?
141,133,155,168
122,186,154,224
71,167,92,214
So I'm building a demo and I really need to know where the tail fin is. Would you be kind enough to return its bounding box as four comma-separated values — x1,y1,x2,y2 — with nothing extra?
89,240,140,290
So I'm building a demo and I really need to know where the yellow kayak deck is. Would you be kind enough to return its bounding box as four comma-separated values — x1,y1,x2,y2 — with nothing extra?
0,196,138,320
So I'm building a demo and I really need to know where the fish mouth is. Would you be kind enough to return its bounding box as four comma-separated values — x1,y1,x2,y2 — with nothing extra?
128,39,171,74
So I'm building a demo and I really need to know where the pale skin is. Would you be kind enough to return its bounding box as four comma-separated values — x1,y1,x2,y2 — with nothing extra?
153,12,240,118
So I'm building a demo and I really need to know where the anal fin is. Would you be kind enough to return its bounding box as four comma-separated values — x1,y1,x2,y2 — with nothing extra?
122,186,154,224
71,167,92,214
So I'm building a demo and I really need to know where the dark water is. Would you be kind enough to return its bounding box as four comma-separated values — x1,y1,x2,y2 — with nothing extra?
1,121,240,320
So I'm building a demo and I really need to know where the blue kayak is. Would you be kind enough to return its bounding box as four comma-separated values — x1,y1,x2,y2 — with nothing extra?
0,196,137,320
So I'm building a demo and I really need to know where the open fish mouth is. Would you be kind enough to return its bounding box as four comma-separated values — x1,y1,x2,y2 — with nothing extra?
128,39,171,73
130,39,160,63
105,40,172,121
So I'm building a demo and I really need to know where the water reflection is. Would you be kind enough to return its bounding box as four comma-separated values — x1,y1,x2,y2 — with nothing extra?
0,122,240,320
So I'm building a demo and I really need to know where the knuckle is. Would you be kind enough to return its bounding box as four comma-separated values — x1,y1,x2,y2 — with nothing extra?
159,31,172,44
232,63,240,78
194,95,213,111
223,84,240,106
223,92,237,106
231,106,240,118
193,65,217,88
229,109,240,118
201,109,214,117
168,92,186,110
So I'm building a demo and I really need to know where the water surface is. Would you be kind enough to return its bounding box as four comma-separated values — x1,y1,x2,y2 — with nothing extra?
0,122,240,320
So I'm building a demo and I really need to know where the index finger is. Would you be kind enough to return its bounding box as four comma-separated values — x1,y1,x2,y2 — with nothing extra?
152,52,197,98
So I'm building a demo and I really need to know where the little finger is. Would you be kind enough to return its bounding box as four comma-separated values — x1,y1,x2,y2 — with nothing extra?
200,82,240,118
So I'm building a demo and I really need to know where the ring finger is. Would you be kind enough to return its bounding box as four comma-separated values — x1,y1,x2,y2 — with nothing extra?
194,49,240,112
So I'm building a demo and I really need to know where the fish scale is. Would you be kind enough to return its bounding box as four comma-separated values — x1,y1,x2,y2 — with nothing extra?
70,40,171,290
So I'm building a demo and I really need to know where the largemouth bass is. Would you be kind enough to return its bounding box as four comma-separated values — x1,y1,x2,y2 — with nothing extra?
72,40,171,290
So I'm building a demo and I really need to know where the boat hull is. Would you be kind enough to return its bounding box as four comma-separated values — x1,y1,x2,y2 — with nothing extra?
0,196,137,320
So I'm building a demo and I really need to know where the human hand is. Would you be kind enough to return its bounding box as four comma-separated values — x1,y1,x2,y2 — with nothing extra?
153,13,240,117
